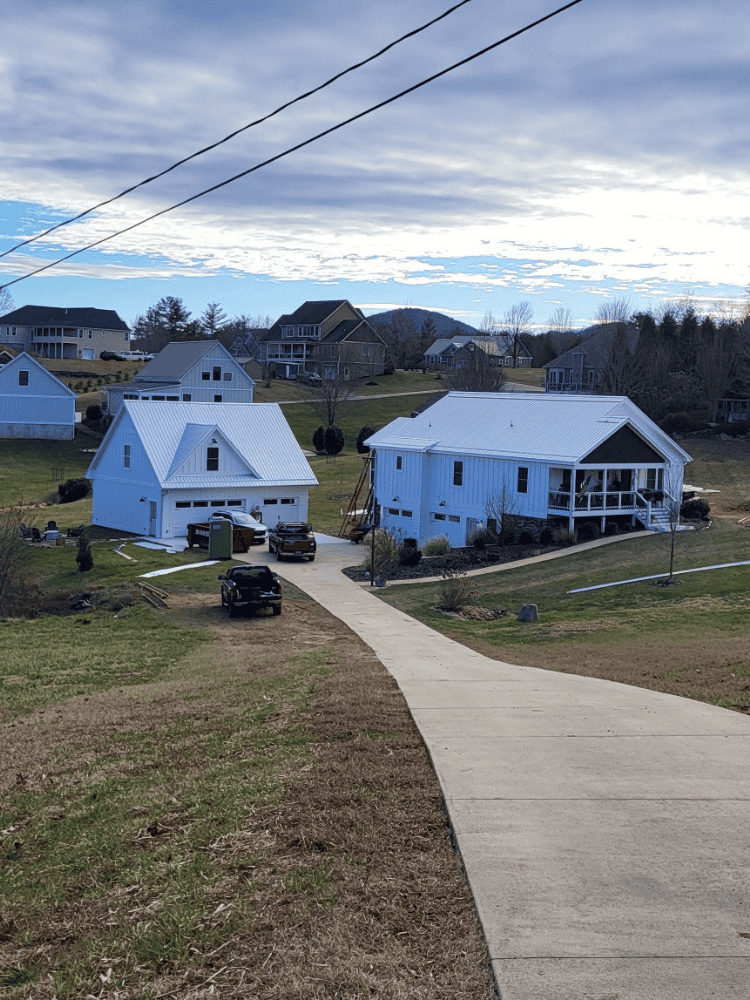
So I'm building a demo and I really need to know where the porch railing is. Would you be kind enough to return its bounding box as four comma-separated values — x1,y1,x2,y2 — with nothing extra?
548,490,636,512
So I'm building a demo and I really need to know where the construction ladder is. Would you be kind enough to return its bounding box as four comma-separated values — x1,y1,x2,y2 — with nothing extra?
338,454,373,540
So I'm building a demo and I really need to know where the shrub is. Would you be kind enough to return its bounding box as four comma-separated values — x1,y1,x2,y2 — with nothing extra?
58,477,92,504
552,525,576,546
324,425,345,455
519,530,535,546
76,532,94,573
423,535,450,556
576,521,600,543
362,528,402,579
681,497,710,520
438,557,476,612
398,537,422,567
85,403,103,422
660,411,703,435
312,426,326,452
714,420,749,438
540,527,553,545
382,361,395,376
468,527,495,550
604,521,620,536
356,426,376,454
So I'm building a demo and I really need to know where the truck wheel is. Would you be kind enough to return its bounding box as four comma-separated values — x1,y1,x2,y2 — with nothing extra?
272,604,282,616
308,554,315,561
228,595,238,618
276,548,283,561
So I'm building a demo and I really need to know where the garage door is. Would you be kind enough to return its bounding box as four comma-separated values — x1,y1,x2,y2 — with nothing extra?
262,498,298,526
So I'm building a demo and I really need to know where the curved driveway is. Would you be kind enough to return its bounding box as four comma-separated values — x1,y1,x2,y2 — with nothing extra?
238,534,750,999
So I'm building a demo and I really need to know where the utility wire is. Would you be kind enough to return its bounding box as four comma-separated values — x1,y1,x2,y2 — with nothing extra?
1,0,585,291
0,0,477,261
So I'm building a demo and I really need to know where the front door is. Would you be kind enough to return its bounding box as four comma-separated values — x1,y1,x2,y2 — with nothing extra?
149,501,158,536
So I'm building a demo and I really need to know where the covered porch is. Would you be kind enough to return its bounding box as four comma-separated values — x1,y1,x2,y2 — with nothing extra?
548,464,670,532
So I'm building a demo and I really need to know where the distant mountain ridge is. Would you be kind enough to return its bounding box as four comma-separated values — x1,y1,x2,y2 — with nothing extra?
363,307,479,338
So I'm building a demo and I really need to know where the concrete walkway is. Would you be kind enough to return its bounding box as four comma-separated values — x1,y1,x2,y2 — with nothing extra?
237,535,750,999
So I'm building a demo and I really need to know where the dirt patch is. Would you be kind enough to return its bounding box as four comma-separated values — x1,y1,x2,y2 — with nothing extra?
0,594,496,999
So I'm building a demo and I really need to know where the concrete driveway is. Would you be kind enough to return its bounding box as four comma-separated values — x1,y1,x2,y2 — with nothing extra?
238,534,750,999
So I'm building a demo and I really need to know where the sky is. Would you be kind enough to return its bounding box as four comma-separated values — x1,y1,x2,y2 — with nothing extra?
1,0,748,333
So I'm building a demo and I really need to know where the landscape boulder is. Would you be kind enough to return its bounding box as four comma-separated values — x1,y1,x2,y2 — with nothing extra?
518,603,539,622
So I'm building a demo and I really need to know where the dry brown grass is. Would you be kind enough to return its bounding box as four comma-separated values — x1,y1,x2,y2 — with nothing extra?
0,594,496,999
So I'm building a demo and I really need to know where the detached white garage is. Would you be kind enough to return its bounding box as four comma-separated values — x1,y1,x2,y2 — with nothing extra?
86,400,317,540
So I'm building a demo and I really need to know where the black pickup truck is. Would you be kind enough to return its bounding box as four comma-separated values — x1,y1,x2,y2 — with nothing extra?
218,565,282,617
267,522,316,561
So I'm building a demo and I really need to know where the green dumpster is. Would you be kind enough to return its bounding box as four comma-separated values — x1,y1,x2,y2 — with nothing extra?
209,518,233,559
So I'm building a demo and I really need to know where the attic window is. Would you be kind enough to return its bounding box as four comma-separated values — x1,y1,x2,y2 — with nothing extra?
517,467,528,494
206,447,219,471
213,367,221,380
453,461,463,487
18,370,29,387
202,371,210,381
123,444,131,469
223,372,232,381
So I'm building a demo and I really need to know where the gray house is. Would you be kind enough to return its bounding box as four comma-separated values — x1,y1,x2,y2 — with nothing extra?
365,391,691,545
0,352,76,440
102,340,255,416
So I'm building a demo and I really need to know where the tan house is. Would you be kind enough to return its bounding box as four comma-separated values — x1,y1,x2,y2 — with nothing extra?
260,300,386,380
0,306,130,361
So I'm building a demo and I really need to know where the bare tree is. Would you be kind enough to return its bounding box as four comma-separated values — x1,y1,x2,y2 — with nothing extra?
485,476,518,549
547,306,574,336
448,344,506,393
661,463,685,583
0,288,14,315
503,302,533,368
305,369,353,428
595,297,631,325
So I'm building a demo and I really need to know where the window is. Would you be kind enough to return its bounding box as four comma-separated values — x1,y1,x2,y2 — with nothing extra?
193,500,208,508
281,498,295,505
213,367,221,380
123,444,130,469
202,371,210,381
396,455,403,471
223,371,232,381
167,395,178,401
517,466,528,493
210,500,225,507
263,498,278,505
388,507,399,515
432,512,446,521
227,499,242,506
88,330,93,339
78,329,83,339
175,501,191,509
182,393,192,401
401,509,412,517
448,514,460,523
283,327,295,338
207,447,219,471
453,461,463,486
18,370,29,386
213,395,222,403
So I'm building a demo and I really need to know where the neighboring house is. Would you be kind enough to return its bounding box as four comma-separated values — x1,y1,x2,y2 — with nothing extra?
0,305,130,361
86,401,318,540
260,300,386,380
102,341,255,416
424,334,532,370
228,332,264,360
365,391,691,545
711,398,749,424
0,351,76,440
545,323,638,393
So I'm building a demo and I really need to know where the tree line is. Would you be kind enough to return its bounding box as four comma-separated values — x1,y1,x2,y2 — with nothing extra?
130,297,270,353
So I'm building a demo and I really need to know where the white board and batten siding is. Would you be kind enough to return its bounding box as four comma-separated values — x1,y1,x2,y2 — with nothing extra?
0,352,75,440
86,400,316,539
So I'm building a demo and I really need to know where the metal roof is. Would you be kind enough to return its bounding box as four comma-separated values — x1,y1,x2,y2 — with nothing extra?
136,341,237,382
90,401,317,487
365,392,691,465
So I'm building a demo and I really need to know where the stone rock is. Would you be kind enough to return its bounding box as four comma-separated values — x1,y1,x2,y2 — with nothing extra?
518,603,539,622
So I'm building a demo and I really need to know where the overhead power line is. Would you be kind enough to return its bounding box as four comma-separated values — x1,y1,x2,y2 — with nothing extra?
1,0,585,292
0,0,477,262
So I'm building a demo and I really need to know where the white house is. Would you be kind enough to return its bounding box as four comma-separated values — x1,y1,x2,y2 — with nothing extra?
365,392,691,546
86,401,317,540
0,352,76,440
102,341,255,416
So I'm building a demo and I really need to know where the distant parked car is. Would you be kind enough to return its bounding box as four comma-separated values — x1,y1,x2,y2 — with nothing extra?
207,509,268,544
218,564,282,617
118,350,150,361
99,350,121,361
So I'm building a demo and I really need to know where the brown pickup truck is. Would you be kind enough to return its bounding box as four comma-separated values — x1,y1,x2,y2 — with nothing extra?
186,521,256,553
267,522,316,561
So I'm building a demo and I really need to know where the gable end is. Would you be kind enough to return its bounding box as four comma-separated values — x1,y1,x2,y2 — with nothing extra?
583,425,664,465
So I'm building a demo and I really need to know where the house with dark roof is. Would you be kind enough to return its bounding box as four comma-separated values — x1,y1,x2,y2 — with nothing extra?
260,301,386,380
544,324,638,393
424,334,532,371
102,341,255,416
0,305,130,361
